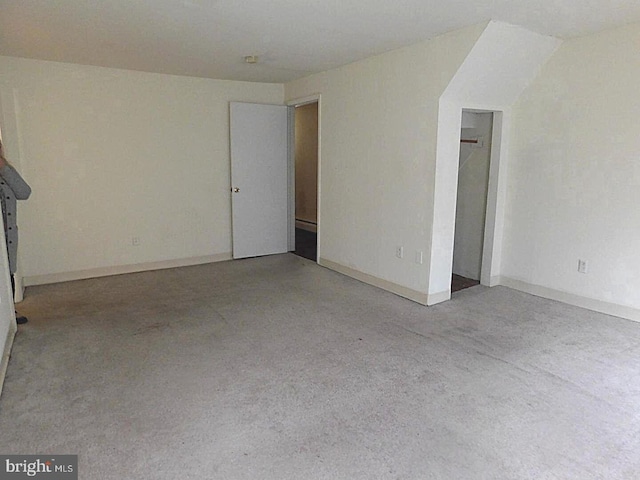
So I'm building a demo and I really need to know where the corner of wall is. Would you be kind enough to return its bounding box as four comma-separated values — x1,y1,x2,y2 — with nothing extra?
0,319,16,398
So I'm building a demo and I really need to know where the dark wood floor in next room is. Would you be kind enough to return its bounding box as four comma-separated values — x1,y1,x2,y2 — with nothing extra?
451,274,479,293
293,228,317,262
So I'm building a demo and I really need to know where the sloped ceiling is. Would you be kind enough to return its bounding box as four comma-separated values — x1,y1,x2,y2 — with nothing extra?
443,22,562,107
1,0,640,83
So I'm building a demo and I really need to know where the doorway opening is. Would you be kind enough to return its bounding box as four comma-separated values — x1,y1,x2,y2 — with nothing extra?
291,101,319,262
451,110,494,293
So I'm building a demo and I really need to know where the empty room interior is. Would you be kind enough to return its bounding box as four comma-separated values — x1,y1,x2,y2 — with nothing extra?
0,1,639,478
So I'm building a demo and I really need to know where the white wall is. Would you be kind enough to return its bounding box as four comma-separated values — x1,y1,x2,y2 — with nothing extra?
0,56,283,283
285,24,486,302
453,112,492,280
502,21,640,317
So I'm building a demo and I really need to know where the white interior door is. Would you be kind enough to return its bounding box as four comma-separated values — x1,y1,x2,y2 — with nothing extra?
230,102,289,259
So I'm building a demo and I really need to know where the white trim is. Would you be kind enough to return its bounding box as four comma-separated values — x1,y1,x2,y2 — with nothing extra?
480,109,509,286
0,319,16,399
498,276,640,323
427,290,451,306
23,253,232,286
286,94,321,108
287,105,296,251
287,94,321,263
13,274,24,303
319,258,429,305
316,97,322,263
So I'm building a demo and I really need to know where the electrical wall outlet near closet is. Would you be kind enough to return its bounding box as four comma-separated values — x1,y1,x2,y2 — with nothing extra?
577,259,588,273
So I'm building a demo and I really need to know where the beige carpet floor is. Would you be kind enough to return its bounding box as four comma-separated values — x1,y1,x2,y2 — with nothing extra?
1,254,639,479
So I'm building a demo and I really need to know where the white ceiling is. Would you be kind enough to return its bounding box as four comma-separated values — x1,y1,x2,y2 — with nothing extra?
1,0,639,83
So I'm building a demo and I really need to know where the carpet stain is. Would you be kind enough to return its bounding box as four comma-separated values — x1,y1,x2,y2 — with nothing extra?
133,322,169,335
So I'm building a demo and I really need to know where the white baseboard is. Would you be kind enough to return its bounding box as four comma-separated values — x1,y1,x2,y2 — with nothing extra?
13,274,24,303
427,289,451,306
23,253,232,287
295,220,317,233
319,258,429,305
498,276,640,323
0,320,17,399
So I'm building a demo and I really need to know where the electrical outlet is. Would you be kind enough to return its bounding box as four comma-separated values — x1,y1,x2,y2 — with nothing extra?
577,259,588,274
415,250,423,264
132,237,140,246
396,246,404,259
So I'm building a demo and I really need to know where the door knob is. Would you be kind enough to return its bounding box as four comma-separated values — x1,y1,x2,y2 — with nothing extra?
232,187,240,193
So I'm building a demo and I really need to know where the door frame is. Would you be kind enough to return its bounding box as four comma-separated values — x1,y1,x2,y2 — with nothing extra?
286,94,321,262
428,100,508,304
